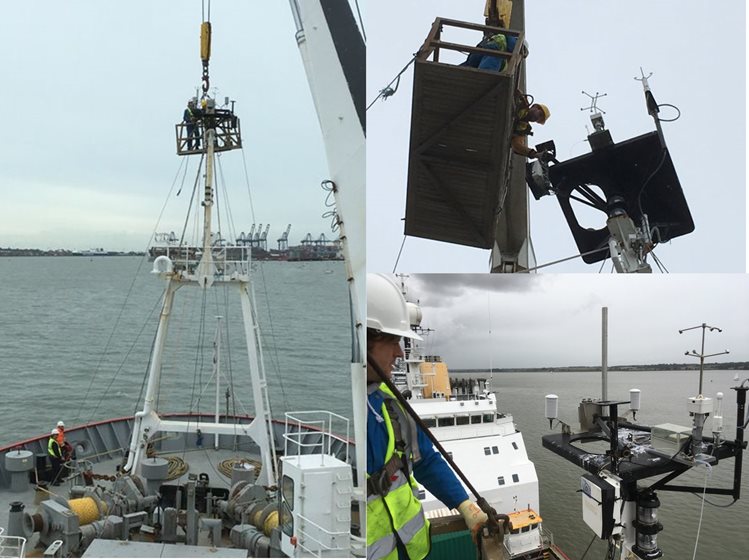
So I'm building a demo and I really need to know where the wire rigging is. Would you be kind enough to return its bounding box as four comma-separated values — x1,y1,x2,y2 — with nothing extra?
216,154,238,245
691,462,712,560
236,141,289,416
650,251,669,273
353,0,366,42
239,148,258,225
180,156,205,247
87,291,166,423
76,154,190,421
188,290,209,416
519,246,610,273
367,56,416,111
579,534,597,559
392,234,408,273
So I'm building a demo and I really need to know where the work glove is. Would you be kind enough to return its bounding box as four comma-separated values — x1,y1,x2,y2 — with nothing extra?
528,148,549,161
457,499,488,542
538,150,555,164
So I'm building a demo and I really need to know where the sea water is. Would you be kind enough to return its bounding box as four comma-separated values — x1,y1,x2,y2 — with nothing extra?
0,256,353,443
481,369,749,558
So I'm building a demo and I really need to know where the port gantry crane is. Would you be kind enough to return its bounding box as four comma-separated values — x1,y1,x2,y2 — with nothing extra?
277,224,291,251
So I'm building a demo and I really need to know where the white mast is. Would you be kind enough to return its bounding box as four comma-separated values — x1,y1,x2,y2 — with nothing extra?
196,128,217,287
124,92,277,489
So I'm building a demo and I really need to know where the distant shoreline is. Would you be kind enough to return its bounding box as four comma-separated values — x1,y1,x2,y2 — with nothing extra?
1,249,144,257
450,362,749,374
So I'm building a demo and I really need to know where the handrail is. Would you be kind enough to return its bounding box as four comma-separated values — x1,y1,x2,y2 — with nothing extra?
0,531,26,559
294,512,352,557
150,244,252,278
416,17,524,76
283,411,350,464
175,111,242,156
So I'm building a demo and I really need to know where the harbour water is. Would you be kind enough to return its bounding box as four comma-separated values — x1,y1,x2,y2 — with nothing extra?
479,369,749,558
0,256,353,444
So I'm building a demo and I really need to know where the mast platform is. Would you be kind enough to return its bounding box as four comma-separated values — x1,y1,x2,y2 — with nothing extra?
404,19,525,249
176,110,242,156
151,244,251,279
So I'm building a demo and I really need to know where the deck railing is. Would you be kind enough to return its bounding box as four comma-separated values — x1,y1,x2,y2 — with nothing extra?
0,528,26,559
283,411,351,465
151,245,252,279
293,513,351,558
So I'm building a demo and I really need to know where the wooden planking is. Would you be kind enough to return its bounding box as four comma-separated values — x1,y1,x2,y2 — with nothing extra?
405,60,516,248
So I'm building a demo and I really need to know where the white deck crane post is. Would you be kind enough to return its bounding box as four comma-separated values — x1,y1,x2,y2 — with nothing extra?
288,0,367,550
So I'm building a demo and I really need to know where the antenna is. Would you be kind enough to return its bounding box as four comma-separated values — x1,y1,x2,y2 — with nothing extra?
395,272,410,297
580,90,607,114
634,67,663,125
678,323,730,396
679,323,729,460
580,90,608,132
634,67,653,92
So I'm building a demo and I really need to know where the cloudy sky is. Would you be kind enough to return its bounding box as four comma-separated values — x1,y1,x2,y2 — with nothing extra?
367,0,747,273
396,274,749,369
1,1,352,252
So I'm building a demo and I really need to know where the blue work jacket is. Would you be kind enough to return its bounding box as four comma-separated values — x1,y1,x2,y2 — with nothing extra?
367,384,468,510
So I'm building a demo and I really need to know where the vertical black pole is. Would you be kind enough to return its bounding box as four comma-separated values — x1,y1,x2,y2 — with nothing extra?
734,386,747,500
610,403,619,475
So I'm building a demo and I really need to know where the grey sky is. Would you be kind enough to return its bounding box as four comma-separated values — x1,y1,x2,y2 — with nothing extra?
367,0,747,272
1,2,340,252
398,273,749,369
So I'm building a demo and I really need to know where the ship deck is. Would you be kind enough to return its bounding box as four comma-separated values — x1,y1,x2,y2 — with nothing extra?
0,413,355,557
1,448,252,555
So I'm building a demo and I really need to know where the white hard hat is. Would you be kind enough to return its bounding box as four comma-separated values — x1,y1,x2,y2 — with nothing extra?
57,421,65,428
51,428,60,435
367,274,422,340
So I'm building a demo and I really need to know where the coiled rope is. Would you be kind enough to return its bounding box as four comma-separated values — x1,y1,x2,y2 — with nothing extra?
218,457,262,479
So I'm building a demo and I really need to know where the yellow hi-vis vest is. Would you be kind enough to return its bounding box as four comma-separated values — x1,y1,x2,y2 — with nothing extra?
367,384,430,560
48,437,61,458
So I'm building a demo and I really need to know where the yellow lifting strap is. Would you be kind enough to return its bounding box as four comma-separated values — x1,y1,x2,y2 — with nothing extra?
200,21,212,61
484,0,513,27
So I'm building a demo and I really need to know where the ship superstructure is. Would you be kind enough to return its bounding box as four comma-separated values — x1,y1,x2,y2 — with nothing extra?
392,277,564,560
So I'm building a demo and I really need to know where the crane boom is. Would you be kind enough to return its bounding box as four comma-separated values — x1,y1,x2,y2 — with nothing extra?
288,0,367,542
